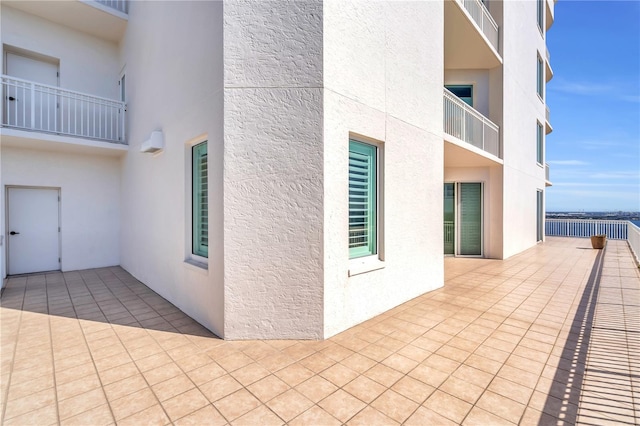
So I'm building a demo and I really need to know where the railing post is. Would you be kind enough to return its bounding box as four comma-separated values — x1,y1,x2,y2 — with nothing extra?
30,82,36,129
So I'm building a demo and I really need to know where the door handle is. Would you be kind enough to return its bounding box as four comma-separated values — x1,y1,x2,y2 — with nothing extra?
8,96,16,101
9,231,19,235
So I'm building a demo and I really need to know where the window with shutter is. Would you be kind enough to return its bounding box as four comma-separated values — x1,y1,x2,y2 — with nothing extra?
349,140,377,259
192,141,208,258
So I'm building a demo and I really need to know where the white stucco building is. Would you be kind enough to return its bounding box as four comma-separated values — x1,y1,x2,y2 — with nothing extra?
0,0,554,339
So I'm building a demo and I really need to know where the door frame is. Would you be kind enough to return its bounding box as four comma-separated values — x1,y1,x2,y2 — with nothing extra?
5,185,62,275
444,181,484,258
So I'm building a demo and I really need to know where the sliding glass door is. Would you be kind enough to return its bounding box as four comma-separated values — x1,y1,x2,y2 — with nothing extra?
443,182,483,257
458,183,483,256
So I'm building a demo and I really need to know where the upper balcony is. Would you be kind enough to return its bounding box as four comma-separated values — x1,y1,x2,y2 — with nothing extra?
545,105,553,134
1,75,127,155
546,0,555,31
545,163,552,186
443,87,501,167
545,47,554,82
3,0,128,42
444,0,502,70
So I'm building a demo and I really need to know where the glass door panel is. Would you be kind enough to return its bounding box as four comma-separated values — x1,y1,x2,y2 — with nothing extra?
444,183,455,255
458,183,482,256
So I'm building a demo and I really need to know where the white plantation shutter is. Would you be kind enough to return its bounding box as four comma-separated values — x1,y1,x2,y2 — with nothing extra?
349,140,377,258
192,142,208,257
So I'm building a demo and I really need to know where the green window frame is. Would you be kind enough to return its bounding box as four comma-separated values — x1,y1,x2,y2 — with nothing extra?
349,140,377,259
192,141,208,258
536,122,544,164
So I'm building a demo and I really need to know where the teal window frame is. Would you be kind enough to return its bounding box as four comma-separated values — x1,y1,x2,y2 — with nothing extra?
349,140,377,259
192,141,208,258
537,0,544,32
536,122,544,164
537,54,544,99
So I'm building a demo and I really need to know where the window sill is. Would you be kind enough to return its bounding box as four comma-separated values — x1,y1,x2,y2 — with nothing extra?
349,257,385,277
184,258,208,273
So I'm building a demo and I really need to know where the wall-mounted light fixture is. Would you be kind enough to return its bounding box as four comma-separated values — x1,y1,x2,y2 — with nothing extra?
141,130,164,153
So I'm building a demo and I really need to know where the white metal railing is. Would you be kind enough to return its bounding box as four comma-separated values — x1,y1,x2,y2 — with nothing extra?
1,75,125,144
443,88,500,158
546,47,550,62
94,0,128,14
545,163,550,181
545,219,629,240
628,222,640,265
545,105,550,123
444,220,455,253
457,0,499,53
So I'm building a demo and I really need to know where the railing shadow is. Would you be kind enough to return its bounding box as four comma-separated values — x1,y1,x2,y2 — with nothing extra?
539,246,605,424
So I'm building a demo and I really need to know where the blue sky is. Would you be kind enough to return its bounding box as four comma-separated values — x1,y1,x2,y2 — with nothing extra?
546,0,640,212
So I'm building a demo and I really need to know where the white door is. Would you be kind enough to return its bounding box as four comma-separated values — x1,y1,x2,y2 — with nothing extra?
4,52,59,130
7,187,60,275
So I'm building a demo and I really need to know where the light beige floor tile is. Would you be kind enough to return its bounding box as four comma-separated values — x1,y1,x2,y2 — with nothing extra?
174,404,227,426
294,375,338,403
152,374,195,402
343,375,386,403
265,389,314,422
318,389,366,423
162,387,210,422
59,403,114,426
3,403,58,426
423,390,472,424
274,362,315,387
289,405,342,426
213,389,261,421
370,389,419,423
364,363,403,387
319,363,359,387
58,387,108,420
346,405,399,426
439,376,485,404
110,387,158,421
117,404,170,426
247,374,291,402
4,387,56,420
404,406,458,426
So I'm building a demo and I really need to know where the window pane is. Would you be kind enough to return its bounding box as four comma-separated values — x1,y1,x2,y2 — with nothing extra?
349,140,377,258
192,142,208,257
445,85,473,107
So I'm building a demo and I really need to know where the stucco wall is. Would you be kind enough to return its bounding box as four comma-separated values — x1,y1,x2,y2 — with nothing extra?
118,1,224,337
501,0,548,258
323,1,445,338
0,5,120,100
1,147,120,272
223,0,324,339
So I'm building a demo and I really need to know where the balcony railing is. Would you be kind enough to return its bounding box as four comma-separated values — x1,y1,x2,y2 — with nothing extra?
456,0,499,52
546,219,640,264
94,0,128,14
1,75,125,144
443,88,500,158
545,105,550,123
545,163,550,181
546,219,630,240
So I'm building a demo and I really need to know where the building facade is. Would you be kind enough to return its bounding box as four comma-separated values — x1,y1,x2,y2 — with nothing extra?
0,0,554,339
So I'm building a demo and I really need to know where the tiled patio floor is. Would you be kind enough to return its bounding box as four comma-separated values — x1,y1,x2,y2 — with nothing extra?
1,237,638,425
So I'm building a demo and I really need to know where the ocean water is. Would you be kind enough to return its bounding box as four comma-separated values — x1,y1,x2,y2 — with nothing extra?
632,220,640,228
